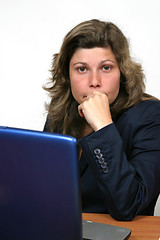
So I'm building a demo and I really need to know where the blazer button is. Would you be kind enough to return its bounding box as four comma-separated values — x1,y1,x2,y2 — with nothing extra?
103,166,109,173
96,153,103,159
94,149,101,154
101,162,107,169
98,157,104,164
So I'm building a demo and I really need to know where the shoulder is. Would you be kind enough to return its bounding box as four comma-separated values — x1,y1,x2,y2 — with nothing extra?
116,100,160,133
125,100,160,122
115,100,160,154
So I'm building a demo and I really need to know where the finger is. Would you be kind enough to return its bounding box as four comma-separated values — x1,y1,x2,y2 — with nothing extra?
90,91,109,98
86,91,101,98
92,90,102,95
78,105,84,118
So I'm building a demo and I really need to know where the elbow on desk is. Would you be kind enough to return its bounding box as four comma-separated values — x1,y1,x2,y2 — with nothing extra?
109,208,138,221
110,212,135,221
107,196,155,221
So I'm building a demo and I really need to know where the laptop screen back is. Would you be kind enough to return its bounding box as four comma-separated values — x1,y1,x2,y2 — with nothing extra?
0,126,82,240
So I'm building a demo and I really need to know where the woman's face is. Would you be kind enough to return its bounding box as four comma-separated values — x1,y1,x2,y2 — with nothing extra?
69,47,121,104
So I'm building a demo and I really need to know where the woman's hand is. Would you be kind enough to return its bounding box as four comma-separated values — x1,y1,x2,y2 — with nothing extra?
78,91,113,131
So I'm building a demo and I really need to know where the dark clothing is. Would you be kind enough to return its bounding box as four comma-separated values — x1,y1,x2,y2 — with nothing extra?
44,100,160,220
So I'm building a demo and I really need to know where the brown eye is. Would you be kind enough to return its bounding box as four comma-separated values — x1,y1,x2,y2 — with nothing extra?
102,65,112,71
77,66,87,72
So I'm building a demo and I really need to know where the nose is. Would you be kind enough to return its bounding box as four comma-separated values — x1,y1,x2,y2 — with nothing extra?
89,71,101,88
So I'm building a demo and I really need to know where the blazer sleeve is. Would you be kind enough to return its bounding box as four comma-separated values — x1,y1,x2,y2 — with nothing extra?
79,101,160,220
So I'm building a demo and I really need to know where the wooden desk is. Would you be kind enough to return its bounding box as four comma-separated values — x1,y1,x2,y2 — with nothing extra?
82,213,160,240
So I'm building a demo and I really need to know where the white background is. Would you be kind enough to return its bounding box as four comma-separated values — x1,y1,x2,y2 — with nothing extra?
0,0,160,215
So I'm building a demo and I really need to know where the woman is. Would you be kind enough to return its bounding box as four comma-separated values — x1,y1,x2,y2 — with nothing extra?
43,19,160,220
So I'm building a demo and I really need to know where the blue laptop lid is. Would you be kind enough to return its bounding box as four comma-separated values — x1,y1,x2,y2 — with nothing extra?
0,126,82,240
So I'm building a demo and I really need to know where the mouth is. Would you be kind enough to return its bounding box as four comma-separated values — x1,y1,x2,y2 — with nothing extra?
81,96,87,103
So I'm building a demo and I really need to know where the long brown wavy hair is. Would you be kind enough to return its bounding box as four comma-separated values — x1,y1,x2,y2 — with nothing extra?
44,19,157,139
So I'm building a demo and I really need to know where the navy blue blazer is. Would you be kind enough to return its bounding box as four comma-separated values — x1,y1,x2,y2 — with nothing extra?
44,100,160,221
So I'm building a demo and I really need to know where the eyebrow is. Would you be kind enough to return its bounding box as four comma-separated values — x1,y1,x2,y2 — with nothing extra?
73,62,87,66
73,59,116,66
101,59,116,64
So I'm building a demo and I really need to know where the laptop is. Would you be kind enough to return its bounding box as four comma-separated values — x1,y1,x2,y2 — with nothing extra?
82,220,131,240
0,126,131,240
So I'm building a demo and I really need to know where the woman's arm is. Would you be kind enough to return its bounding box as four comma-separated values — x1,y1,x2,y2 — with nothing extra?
79,101,160,220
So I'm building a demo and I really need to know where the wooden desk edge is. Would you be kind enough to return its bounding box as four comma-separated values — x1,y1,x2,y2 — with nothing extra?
82,213,160,240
